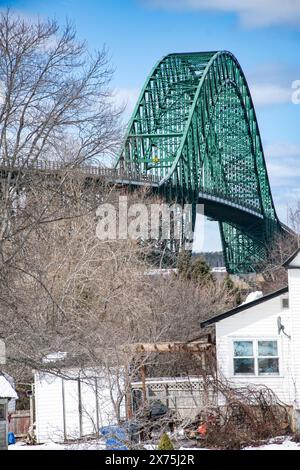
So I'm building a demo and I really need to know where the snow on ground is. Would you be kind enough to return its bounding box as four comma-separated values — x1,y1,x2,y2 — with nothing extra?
10,441,64,450
244,437,300,450
9,440,106,450
179,437,300,450
9,436,300,450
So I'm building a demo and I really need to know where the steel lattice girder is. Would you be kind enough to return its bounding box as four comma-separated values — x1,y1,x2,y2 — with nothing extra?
116,51,282,274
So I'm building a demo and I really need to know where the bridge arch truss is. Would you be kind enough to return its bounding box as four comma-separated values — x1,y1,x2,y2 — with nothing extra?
117,51,282,273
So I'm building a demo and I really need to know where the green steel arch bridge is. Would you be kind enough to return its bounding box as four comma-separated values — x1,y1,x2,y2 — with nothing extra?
0,51,290,274
115,50,286,274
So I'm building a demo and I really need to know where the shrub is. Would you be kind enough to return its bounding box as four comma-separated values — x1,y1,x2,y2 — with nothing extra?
157,432,174,450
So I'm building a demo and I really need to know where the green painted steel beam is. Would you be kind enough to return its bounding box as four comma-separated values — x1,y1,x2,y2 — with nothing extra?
116,51,282,274
127,133,183,138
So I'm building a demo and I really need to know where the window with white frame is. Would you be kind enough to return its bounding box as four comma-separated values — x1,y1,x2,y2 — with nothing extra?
233,340,279,376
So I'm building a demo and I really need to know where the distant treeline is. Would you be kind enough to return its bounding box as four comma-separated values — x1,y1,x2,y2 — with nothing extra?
193,251,225,267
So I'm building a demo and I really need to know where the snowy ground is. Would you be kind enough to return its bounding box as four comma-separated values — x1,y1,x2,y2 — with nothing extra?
243,437,300,450
8,436,300,450
9,440,106,450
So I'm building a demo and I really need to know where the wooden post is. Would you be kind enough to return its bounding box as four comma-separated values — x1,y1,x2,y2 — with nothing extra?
124,364,133,420
141,365,147,404
29,394,34,428
165,384,169,409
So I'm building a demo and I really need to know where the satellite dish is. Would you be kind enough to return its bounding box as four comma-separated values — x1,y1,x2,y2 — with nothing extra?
277,316,282,335
277,316,291,339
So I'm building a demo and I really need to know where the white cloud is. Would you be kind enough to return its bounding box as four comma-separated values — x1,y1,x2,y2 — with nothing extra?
249,83,292,106
264,143,300,194
265,142,300,158
267,162,300,180
143,0,300,28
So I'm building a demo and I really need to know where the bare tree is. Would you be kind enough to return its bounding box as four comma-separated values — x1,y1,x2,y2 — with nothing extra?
0,177,237,427
0,10,121,167
258,207,299,292
0,10,122,262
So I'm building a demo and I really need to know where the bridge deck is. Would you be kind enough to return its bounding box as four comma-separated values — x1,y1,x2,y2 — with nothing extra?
0,158,160,186
0,157,276,229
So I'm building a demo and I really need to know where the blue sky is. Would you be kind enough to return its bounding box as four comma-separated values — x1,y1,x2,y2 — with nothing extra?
1,0,300,250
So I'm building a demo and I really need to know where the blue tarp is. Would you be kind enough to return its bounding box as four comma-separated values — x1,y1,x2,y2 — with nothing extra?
8,432,16,445
100,425,128,450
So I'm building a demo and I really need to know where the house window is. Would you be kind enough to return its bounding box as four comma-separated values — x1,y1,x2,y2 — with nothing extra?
233,341,255,374
233,340,279,376
258,341,279,375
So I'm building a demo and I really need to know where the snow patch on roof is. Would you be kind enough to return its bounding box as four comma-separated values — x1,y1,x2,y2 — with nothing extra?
240,291,263,306
0,375,18,399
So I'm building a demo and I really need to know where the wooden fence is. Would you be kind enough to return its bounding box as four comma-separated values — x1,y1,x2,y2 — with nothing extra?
8,410,30,437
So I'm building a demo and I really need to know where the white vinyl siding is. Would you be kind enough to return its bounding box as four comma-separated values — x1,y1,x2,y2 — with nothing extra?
216,293,294,404
288,268,300,408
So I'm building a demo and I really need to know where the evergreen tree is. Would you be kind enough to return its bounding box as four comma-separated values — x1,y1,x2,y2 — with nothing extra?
223,274,242,305
177,250,192,279
157,432,174,450
223,274,235,292
190,256,214,285
177,252,215,286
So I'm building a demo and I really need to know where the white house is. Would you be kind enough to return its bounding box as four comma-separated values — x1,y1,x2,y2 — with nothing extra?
200,248,300,431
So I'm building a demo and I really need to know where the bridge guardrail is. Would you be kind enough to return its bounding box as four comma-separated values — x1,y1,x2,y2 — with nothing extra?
0,158,265,214
0,158,161,185
0,159,266,213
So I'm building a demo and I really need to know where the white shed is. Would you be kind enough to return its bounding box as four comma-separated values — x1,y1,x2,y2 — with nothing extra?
200,248,300,431
34,367,125,444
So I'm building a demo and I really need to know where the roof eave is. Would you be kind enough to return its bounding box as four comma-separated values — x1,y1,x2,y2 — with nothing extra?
200,285,288,328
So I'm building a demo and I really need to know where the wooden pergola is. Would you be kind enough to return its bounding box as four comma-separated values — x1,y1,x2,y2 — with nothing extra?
128,340,212,354
124,336,213,418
